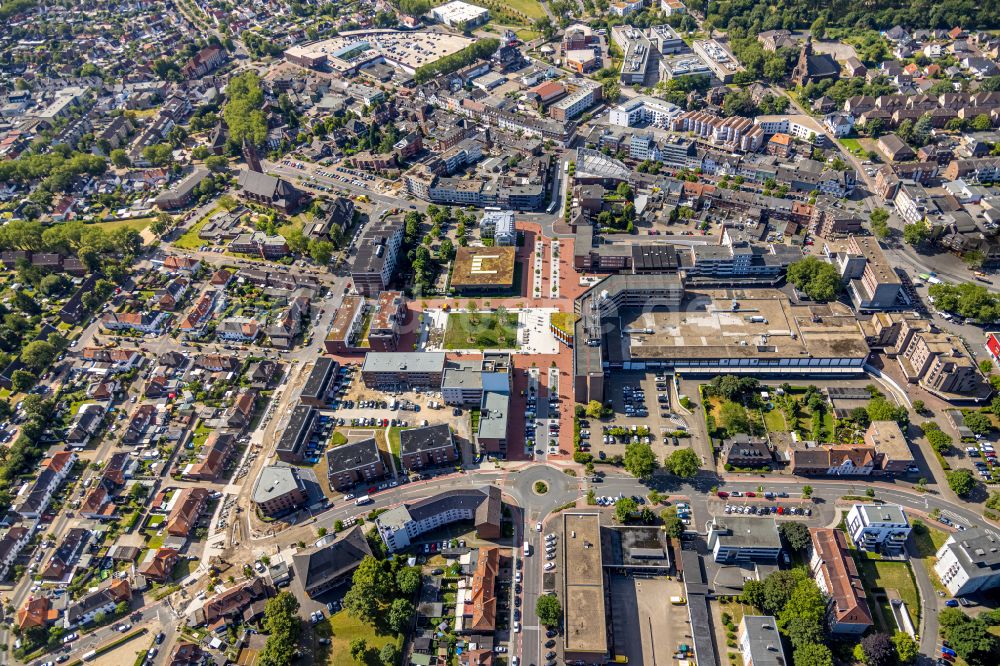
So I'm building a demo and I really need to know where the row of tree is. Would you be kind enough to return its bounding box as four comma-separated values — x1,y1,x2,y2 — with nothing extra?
413,39,499,84
704,0,999,33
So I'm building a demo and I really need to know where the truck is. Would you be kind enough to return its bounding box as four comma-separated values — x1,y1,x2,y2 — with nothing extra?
670,596,686,605
83,650,98,661
523,541,531,556
355,495,372,506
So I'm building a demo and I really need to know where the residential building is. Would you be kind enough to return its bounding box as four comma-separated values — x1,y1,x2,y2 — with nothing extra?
934,527,1000,596
845,504,911,555
362,352,446,389
189,577,270,629
300,357,339,407
291,526,373,597
253,466,310,517
738,616,789,666
326,438,386,491
166,487,211,538
101,311,170,334
351,218,404,296
459,547,499,633
375,487,502,551
808,528,873,634
41,527,89,581
138,548,180,583
325,296,367,354
899,330,983,396
400,424,458,470
837,235,904,311
368,291,406,352
64,579,131,628
720,435,772,468
0,526,31,580
864,421,914,474
182,432,235,482
276,405,318,463
13,452,77,519
16,596,58,631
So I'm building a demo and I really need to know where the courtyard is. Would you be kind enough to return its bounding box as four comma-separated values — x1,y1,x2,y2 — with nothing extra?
443,312,519,350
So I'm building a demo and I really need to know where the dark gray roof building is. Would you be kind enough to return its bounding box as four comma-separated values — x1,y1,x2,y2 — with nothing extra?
326,438,382,477
291,526,372,597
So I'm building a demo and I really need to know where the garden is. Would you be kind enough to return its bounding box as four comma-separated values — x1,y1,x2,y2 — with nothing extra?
443,312,519,350
853,555,920,633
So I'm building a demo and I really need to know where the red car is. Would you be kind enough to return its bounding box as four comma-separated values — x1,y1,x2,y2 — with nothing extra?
746,492,756,497
717,491,729,499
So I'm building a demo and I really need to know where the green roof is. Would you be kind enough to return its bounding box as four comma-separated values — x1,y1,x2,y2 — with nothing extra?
550,312,579,337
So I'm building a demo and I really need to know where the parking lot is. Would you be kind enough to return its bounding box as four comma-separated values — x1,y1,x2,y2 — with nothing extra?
591,371,691,462
965,442,999,483
709,492,816,521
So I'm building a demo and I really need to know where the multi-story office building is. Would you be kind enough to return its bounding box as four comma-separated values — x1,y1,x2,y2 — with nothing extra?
707,517,783,564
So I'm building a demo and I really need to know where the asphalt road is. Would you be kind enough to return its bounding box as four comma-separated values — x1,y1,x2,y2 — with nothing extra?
238,462,991,665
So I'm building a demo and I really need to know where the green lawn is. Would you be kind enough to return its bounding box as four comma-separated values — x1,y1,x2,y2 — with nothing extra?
89,217,153,233
839,137,864,155
762,408,786,433
855,558,921,632
505,0,546,19
317,610,400,666
910,520,948,559
444,312,518,350
174,215,213,249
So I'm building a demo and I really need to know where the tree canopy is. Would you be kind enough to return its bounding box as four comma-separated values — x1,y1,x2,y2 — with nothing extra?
257,591,301,666
787,256,842,302
928,282,1000,323
535,595,562,627
664,448,701,478
223,71,268,147
413,39,499,84
623,442,658,479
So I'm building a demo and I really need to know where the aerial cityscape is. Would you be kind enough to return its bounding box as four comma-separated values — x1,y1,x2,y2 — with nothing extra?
1,0,1000,665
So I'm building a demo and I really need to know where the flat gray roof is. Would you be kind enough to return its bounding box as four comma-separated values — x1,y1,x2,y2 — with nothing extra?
252,465,304,504
947,527,1000,569
363,352,446,374
442,367,483,391
855,503,909,526
714,517,781,548
740,616,787,666
477,391,509,440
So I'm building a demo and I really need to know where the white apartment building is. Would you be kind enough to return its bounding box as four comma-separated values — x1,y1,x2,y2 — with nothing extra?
934,527,1000,596
845,504,911,555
